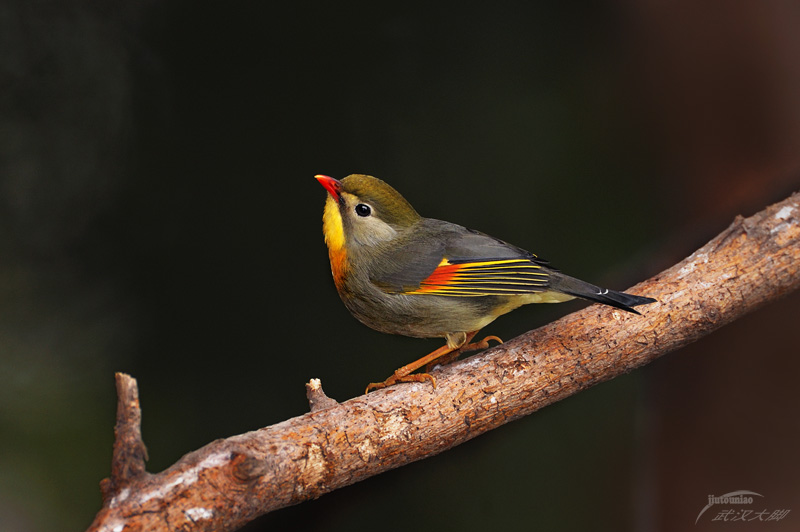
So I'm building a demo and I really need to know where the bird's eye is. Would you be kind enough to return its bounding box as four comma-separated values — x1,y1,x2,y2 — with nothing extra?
355,203,371,217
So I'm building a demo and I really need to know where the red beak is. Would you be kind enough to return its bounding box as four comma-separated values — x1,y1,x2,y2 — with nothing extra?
315,175,342,203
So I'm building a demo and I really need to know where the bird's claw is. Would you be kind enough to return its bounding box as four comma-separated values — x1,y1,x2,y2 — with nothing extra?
365,372,437,394
462,335,503,352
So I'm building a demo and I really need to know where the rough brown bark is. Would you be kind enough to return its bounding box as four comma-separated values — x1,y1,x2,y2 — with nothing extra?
87,192,800,532
99,374,148,502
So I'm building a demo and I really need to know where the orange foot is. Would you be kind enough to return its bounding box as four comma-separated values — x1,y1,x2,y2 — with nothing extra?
464,335,503,352
365,372,436,394
425,334,503,371
366,332,504,394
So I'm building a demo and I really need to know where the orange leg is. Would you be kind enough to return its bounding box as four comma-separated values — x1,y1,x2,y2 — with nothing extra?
426,334,503,371
366,332,503,393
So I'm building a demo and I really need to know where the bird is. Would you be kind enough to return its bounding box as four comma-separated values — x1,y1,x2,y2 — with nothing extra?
315,174,656,392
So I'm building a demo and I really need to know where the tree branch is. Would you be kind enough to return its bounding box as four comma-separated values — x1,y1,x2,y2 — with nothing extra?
87,192,800,532
98,373,149,501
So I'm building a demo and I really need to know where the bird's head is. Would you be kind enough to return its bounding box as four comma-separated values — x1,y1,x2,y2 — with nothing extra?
315,174,420,254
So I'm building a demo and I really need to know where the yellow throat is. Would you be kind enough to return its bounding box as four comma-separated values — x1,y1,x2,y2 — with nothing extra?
322,195,348,288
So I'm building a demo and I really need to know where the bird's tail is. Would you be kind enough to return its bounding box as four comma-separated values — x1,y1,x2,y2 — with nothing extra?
548,272,656,315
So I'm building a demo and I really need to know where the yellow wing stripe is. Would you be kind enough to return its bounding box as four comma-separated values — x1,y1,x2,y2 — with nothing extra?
407,257,550,297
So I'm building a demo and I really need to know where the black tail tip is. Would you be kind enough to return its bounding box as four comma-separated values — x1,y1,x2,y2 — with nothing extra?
615,294,657,314
577,290,657,314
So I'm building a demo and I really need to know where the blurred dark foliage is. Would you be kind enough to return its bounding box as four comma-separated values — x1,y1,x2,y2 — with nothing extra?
1,1,798,531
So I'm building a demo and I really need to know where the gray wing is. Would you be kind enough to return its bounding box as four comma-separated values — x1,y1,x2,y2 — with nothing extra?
370,218,551,296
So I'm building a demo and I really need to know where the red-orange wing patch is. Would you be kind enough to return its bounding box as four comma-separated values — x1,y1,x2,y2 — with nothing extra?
406,258,549,297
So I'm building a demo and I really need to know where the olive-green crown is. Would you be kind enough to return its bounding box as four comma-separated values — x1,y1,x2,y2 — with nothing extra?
341,174,421,227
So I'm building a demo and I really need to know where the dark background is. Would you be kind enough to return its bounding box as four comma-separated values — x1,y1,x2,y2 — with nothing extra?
2,2,799,531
